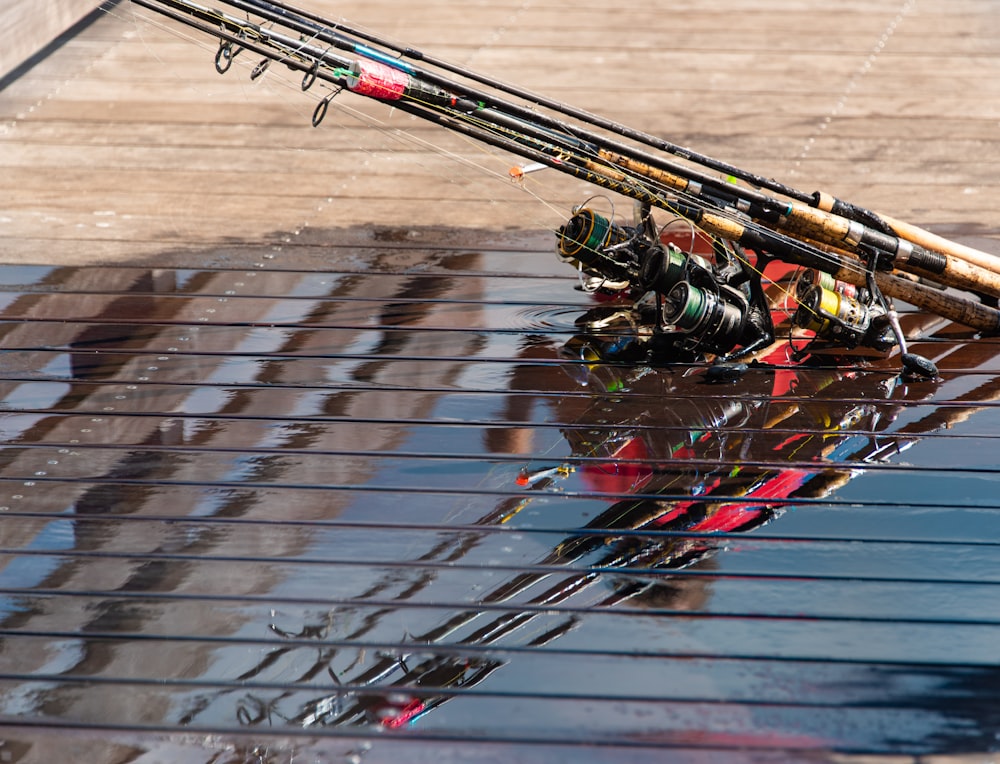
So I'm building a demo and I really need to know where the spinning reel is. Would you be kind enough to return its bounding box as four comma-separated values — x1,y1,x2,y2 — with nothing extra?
557,204,774,362
792,269,894,351
556,205,938,378
791,268,938,378
556,205,654,296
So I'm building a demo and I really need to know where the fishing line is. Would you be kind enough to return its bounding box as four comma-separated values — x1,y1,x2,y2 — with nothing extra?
1,472,997,511
7,668,995,712
125,0,906,305
286,22,588,235
1,583,995,632
8,365,996,408
3,507,998,548
3,562,996,595
115,1,567,238
107,0,1000,370
303,73,579,238
257,0,823,210
10,402,999,448
8,627,999,666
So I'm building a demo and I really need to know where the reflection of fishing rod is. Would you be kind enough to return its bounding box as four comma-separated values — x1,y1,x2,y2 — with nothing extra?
222,324,993,731
130,0,1000,372
295,493,739,731
220,393,760,729
170,336,997,732
268,366,905,730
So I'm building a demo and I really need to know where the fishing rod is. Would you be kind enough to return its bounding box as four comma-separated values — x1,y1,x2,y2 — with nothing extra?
127,0,996,279
127,0,1000,374
129,0,993,287
213,0,1000,276
217,0,1000,293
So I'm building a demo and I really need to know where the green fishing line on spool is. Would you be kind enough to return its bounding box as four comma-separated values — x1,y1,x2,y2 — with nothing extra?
558,208,626,260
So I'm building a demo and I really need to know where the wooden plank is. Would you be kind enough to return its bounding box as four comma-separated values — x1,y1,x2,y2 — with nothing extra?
0,0,105,79
0,0,998,264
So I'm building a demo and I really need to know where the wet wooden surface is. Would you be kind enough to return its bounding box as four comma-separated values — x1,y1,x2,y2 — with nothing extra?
1,2,999,763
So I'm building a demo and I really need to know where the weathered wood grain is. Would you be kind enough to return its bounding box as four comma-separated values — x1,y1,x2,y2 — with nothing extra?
0,0,997,265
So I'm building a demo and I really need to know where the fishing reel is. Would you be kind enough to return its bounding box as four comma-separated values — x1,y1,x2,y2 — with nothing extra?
556,204,776,361
654,245,775,360
659,280,754,357
556,206,655,295
791,267,938,378
792,269,896,352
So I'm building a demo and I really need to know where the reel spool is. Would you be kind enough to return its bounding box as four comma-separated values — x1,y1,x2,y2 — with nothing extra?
557,207,645,287
641,242,712,296
794,283,874,347
796,268,864,302
661,281,748,355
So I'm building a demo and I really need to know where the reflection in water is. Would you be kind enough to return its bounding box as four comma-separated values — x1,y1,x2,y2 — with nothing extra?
223,336,897,734
0,248,998,758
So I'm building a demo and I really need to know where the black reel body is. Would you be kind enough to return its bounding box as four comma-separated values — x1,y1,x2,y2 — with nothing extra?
554,204,934,379
557,207,650,295
556,205,776,362
660,280,749,356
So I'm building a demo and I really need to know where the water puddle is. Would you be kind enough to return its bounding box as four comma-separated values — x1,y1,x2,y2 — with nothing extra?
0,228,998,758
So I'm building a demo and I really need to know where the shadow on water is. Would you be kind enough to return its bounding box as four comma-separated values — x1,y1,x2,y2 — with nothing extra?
0,227,998,761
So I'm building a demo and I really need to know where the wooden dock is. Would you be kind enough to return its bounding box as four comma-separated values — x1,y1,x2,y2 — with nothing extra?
0,2,999,762
0,0,105,83
1,0,998,265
